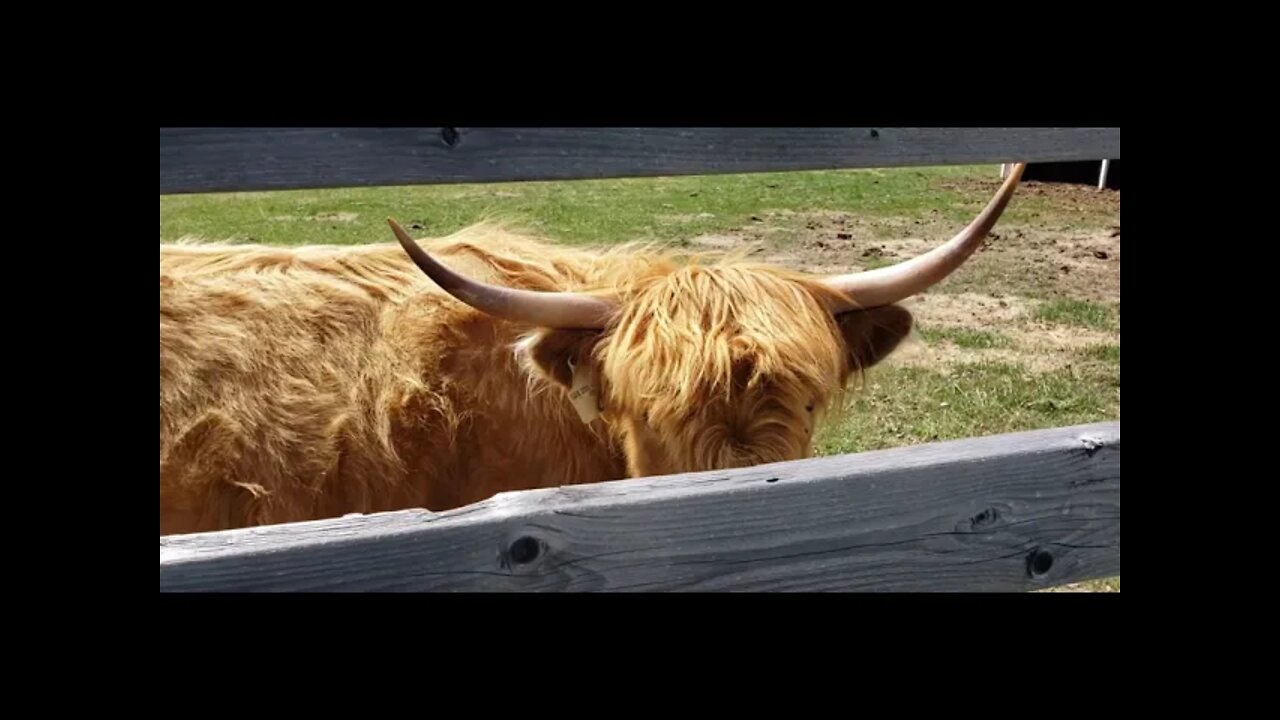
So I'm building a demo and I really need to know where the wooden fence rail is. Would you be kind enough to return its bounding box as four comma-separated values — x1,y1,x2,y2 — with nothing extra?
159,421,1119,592
159,127,1120,194
159,127,1120,591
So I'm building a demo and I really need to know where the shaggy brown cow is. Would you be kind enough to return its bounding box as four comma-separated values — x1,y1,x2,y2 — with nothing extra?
159,164,1025,535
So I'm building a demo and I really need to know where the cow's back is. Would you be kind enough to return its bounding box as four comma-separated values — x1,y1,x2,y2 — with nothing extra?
159,247,417,533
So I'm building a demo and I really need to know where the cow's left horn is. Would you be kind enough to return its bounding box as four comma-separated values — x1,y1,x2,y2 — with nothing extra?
388,218,617,329
820,162,1026,312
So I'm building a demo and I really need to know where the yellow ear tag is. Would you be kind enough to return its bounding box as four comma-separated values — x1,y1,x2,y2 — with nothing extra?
567,359,601,423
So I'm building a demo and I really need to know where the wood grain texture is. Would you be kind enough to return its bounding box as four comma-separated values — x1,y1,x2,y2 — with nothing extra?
159,421,1120,592
158,127,1121,194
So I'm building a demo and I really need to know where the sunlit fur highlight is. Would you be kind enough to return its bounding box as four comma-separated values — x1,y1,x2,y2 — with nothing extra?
160,222,911,535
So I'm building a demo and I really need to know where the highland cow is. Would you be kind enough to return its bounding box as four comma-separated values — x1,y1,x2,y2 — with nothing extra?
159,164,1025,535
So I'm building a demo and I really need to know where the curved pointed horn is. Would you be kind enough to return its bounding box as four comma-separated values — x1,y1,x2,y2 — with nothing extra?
821,162,1026,313
387,218,617,329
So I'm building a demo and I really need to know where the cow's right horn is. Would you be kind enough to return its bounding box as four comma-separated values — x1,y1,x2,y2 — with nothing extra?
388,218,618,329
819,162,1026,312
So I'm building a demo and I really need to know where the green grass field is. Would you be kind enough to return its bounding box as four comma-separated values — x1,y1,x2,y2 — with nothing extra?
161,164,1120,592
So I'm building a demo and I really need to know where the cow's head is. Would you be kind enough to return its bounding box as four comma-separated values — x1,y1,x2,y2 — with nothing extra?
388,164,1025,478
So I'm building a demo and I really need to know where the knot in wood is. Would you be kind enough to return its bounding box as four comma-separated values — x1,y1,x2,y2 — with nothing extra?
969,507,1000,529
509,535,541,565
1026,548,1054,579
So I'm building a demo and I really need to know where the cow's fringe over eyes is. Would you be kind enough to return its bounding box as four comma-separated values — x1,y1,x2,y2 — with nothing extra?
603,263,845,417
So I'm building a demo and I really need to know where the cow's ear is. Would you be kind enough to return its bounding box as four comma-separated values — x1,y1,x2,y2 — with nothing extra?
519,328,603,389
834,304,914,372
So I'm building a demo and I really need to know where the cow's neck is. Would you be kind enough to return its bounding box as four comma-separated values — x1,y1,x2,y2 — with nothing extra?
390,312,627,512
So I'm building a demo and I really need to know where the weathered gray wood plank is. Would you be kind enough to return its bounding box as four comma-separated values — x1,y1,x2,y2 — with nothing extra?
158,127,1121,194
159,421,1120,592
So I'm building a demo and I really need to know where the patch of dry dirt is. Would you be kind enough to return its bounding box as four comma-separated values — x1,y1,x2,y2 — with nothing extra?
889,335,1027,372
689,207,1120,303
687,207,1120,375
889,294,1117,373
907,293,1032,327
937,176,1122,217
659,212,719,224
688,233,741,249
268,212,361,223
313,211,359,223
956,224,1120,303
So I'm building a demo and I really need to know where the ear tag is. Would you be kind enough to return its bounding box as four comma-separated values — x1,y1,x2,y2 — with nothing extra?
567,358,602,424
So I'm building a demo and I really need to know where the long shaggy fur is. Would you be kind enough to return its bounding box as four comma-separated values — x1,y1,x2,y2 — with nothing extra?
160,222,912,535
